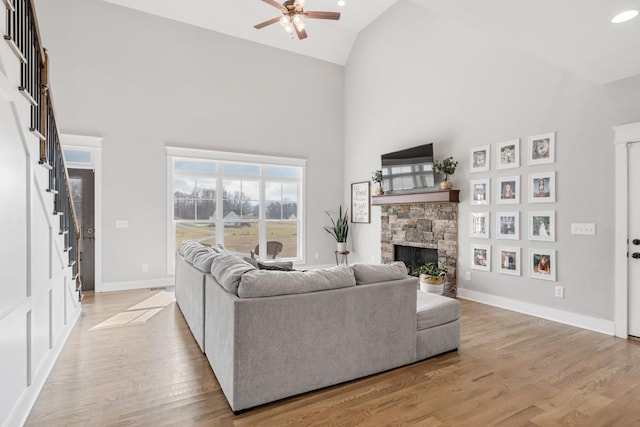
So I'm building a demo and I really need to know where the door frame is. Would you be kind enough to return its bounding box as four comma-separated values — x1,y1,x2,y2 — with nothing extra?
61,134,103,292
613,121,640,338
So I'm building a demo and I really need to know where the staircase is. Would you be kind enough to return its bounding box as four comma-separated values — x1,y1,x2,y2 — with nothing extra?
1,1,83,426
4,0,82,299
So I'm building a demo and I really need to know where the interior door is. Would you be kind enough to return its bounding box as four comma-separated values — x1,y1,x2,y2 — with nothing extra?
69,169,95,291
629,142,640,337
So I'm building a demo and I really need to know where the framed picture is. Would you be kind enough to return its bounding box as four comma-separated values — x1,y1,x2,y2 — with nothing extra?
350,181,370,223
497,246,521,276
496,139,520,170
470,178,490,205
529,248,556,281
528,131,555,165
497,175,520,204
470,212,490,238
496,211,519,240
470,144,490,173
528,210,555,241
528,172,556,203
471,244,491,271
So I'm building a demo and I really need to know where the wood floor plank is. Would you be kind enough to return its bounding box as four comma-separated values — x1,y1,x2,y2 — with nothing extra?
24,289,640,426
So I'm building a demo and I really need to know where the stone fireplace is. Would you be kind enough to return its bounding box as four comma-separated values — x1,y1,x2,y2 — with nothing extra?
380,200,458,296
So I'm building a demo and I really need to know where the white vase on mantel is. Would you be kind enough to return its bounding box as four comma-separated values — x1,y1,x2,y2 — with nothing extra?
337,242,348,253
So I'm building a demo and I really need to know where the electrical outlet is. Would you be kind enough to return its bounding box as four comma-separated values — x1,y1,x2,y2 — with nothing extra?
142,264,149,273
465,271,471,281
554,286,564,298
314,252,319,260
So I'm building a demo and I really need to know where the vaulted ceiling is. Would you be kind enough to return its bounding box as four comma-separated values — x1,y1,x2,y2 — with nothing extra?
99,0,640,84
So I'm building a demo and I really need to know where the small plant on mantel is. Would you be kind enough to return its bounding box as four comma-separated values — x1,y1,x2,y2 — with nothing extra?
372,169,384,195
433,157,458,190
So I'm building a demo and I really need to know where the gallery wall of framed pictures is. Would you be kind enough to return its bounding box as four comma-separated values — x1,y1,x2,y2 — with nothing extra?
469,132,557,282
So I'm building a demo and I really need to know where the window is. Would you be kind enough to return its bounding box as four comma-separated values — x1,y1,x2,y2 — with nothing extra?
168,148,305,269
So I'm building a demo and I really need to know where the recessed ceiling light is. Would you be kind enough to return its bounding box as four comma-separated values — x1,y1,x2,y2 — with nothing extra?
611,10,639,23
337,0,346,6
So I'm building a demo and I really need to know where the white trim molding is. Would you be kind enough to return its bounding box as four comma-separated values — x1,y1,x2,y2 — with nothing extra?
101,277,174,293
613,121,640,338
166,145,307,167
458,289,615,336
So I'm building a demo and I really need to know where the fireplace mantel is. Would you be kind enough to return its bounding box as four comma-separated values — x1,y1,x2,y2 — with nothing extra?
372,189,459,206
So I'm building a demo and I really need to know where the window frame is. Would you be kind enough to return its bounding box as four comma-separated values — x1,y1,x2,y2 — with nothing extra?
166,147,306,275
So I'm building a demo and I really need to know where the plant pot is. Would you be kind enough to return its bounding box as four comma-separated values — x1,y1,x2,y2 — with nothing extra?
337,242,348,253
440,181,453,190
419,274,445,294
374,185,384,196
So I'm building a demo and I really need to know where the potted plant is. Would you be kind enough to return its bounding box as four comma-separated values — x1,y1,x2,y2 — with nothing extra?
372,169,384,195
324,205,349,252
414,260,448,293
433,156,458,190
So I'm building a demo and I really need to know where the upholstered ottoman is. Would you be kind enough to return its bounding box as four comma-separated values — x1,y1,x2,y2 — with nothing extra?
415,291,461,360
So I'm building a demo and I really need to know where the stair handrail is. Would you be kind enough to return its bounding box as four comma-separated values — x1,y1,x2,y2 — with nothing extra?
4,0,83,298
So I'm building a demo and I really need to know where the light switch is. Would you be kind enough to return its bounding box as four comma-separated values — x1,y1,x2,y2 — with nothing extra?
115,220,129,229
571,223,596,235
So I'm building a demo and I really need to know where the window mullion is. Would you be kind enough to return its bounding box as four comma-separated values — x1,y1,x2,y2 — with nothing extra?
259,169,266,259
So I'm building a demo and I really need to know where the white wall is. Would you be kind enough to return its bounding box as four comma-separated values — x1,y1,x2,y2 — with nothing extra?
344,0,640,326
34,0,345,288
0,10,81,426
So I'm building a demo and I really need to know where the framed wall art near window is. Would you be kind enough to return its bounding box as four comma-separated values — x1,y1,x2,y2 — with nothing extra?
471,244,491,272
529,248,556,281
528,172,556,203
497,246,521,276
528,131,555,165
470,212,490,238
470,178,490,205
497,175,520,204
496,211,519,240
528,210,555,241
496,139,520,170
351,181,371,223
470,144,490,172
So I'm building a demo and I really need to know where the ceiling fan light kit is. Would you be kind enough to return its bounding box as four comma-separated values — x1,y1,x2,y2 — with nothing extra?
254,0,341,40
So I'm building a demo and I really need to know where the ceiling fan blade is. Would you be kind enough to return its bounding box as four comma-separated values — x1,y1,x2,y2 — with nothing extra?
254,16,281,29
295,25,308,40
260,0,284,11
304,11,341,20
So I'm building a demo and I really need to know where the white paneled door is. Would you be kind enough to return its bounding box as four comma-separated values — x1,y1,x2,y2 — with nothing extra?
629,142,640,337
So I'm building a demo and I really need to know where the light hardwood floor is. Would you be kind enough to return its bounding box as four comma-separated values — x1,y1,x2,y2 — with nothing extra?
25,289,640,426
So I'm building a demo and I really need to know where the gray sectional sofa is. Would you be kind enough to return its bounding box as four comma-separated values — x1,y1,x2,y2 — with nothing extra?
175,241,460,412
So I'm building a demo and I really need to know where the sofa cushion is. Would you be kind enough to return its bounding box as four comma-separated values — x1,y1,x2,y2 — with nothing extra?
178,240,202,256
238,265,355,298
351,261,408,285
210,253,257,294
192,250,221,273
416,292,461,331
210,243,227,254
186,246,214,264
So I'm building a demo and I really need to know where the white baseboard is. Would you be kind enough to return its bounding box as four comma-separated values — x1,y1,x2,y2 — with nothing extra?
98,276,174,292
8,304,81,427
457,288,616,336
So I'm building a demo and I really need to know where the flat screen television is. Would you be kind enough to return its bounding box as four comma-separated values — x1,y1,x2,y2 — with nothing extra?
381,143,435,193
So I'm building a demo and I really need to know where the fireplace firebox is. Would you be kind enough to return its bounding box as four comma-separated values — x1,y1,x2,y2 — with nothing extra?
394,245,438,275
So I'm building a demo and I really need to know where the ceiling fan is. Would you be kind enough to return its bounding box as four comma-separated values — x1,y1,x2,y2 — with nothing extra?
254,0,341,40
